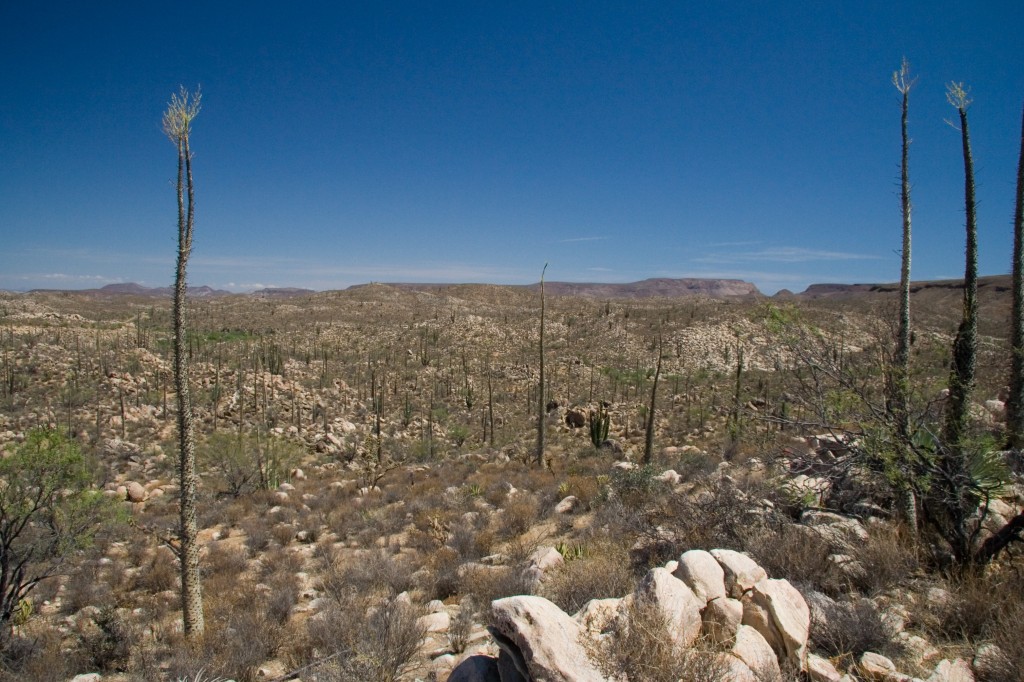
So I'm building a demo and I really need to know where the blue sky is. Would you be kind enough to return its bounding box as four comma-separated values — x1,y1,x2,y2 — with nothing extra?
2,2,1022,294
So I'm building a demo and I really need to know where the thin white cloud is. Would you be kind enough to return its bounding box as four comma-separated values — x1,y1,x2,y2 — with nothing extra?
703,240,763,248
558,236,609,243
694,246,882,264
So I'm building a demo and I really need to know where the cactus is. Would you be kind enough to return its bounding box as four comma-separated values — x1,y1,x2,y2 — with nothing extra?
589,403,610,448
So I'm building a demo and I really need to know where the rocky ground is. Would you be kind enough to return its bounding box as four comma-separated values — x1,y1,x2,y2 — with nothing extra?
0,284,1020,682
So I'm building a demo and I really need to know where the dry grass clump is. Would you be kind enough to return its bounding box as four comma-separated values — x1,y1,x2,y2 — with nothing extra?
746,523,835,592
459,562,535,607
848,523,919,595
496,493,541,538
302,592,426,682
909,568,1019,646
559,474,602,510
585,596,727,682
165,574,293,682
338,548,416,598
810,596,898,664
62,559,117,614
541,539,635,614
0,629,77,682
77,605,140,673
134,546,180,593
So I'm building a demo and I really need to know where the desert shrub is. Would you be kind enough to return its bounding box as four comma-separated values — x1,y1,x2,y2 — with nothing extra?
135,547,179,593
261,546,306,577
909,569,1017,647
560,475,602,510
447,598,476,654
264,571,299,625
79,605,138,672
848,522,919,595
167,601,284,682
608,465,665,510
497,493,541,538
674,450,721,481
271,522,296,546
0,629,77,681
585,596,726,682
460,564,535,607
746,523,835,593
199,432,302,497
342,549,415,597
63,560,114,614
424,546,463,600
448,519,495,561
241,516,272,556
205,542,249,578
541,540,635,614
305,593,426,682
669,477,781,552
811,596,897,661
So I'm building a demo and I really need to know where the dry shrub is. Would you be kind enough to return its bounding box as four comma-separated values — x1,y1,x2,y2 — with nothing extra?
810,596,897,661
909,568,1020,647
497,493,541,538
264,571,300,625
205,541,249,578
541,540,635,614
241,516,272,557
449,520,495,561
304,593,426,682
746,523,835,592
849,522,918,595
166,589,286,682
425,546,462,600
0,629,77,682
585,596,726,682
78,605,139,672
447,598,476,654
460,563,535,607
562,475,601,510
135,547,179,593
62,560,114,614
341,548,415,597
271,522,296,546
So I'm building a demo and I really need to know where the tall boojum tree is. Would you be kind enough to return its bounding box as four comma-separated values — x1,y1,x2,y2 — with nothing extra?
162,86,204,638
1007,105,1024,449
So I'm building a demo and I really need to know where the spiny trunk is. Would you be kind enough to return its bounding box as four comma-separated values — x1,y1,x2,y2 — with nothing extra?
1007,106,1024,448
642,340,662,465
942,105,978,451
894,85,912,443
895,81,917,534
536,264,547,467
174,134,204,637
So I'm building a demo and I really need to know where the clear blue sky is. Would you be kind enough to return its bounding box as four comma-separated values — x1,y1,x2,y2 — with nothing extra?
2,2,1022,294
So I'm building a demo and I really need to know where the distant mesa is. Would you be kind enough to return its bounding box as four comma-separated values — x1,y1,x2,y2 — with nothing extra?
19,274,1010,302
793,274,1010,299
365,278,764,299
535,278,762,299
252,287,316,298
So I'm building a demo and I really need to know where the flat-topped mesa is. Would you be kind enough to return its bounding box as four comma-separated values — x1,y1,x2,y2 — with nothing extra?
538,278,762,299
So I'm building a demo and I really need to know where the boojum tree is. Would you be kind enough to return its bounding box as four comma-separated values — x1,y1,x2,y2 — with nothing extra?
163,85,204,637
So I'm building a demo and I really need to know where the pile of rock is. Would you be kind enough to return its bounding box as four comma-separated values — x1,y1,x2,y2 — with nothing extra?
447,548,977,682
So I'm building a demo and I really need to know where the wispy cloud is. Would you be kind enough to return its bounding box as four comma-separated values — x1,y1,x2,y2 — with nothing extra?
558,236,609,243
694,246,882,265
703,240,763,248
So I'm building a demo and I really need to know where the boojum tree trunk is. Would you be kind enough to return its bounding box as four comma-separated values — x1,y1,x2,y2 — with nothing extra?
163,87,204,638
